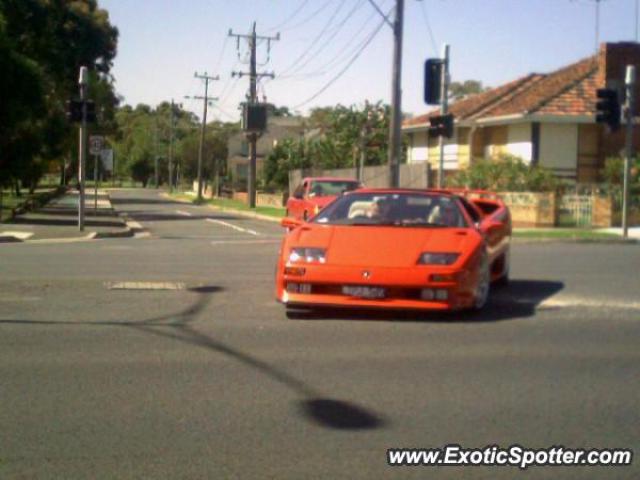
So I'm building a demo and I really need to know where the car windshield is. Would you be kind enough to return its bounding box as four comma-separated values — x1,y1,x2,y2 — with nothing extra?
308,181,360,197
312,192,467,228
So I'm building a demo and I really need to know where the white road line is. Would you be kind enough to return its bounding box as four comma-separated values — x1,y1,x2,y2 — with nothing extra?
537,296,640,311
176,210,193,217
105,281,186,291
211,239,280,245
206,218,260,236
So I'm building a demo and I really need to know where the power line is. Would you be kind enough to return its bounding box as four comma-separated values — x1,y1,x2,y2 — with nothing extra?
419,0,438,54
282,0,368,78
278,0,336,32
292,17,386,109
276,2,391,81
267,0,311,32
279,0,349,76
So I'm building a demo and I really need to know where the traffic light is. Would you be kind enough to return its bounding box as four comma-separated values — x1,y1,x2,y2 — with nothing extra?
65,100,83,123
243,103,267,132
85,101,97,123
596,88,621,132
424,58,443,105
428,114,454,139
65,100,97,123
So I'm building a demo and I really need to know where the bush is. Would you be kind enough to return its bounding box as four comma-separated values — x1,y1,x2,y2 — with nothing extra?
447,154,558,192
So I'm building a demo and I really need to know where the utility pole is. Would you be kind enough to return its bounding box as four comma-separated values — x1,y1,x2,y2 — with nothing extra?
388,0,404,188
154,118,159,188
186,72,219,201
168,99,175,193
78,67,88,231
438,44,450,188
230,22,279,208
623,65,636,239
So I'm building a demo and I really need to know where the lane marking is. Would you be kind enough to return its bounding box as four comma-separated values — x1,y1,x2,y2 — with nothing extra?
0,231,34,240
175,210,193,217
211,239,280,245
537,296,640,311
105,281,186,291
206,218,260,236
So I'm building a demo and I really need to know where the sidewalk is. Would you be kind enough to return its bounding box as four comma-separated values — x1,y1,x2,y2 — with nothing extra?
0,189,131,243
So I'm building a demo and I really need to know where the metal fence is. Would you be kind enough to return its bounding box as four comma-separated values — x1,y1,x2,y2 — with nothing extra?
558,194,593,227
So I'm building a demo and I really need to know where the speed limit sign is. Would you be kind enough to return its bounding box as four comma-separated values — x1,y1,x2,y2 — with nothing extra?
89,135,104,155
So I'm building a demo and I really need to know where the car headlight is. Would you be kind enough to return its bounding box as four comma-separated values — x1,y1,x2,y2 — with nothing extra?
417,252,460,265
288,247,326,264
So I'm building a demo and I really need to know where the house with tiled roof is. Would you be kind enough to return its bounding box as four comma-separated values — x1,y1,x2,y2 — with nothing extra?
403,42,640,183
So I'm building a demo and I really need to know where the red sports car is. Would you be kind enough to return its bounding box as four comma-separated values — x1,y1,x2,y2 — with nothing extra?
276,188,511,312
286,177,362,221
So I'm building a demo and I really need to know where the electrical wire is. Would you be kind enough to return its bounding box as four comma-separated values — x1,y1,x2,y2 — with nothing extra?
282,0,367,78
419,0,438,54
266,0,311,32
292,17,387,109
278,0,336,32
279,0,349,76
277,1,391,80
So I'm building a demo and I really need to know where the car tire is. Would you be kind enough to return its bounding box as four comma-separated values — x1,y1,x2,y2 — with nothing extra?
493,250,510,288
472,251,490,311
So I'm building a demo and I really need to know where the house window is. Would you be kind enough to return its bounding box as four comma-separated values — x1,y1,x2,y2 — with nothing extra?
240,141,249,156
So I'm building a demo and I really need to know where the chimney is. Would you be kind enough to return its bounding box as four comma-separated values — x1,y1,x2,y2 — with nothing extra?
597,42,640,100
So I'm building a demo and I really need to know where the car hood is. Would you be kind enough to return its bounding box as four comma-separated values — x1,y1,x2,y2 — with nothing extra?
289,225,479,267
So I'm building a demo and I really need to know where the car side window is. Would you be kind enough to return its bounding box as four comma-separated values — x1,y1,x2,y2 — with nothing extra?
458,197,482,225
293,184,304,199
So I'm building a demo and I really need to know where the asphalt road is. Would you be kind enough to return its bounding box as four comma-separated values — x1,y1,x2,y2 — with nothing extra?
1,188,638,480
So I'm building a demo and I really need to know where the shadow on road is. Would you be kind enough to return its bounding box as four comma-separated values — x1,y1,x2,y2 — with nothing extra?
285,279,565,323
9,216,124,228
122,212,243,222
110,197,182,206
0,286,387,432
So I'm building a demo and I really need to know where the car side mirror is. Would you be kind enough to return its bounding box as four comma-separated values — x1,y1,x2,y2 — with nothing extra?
484,219,503,234
293,191,304,200
281,217,303,229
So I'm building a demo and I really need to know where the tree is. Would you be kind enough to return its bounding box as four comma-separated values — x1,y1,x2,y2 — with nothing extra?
0,0,119,191
449,80,486,101
263,102,391,190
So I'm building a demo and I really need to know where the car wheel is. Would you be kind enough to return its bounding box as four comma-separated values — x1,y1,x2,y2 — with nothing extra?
493,250,510,288
473,251,490,310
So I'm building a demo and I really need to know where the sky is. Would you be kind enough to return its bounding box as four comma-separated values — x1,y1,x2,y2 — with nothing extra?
99,0,640,122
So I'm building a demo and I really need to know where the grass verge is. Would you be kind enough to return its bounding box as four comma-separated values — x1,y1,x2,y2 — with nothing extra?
513,229,621,241
0,186,65,223
170,193,286,219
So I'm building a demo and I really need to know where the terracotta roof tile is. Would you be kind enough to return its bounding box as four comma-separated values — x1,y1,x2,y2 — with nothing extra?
403,54,599,127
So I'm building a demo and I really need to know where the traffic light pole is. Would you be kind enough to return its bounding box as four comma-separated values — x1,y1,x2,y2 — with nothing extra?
78,67,88,231
623,65,636,239
437,45,450,188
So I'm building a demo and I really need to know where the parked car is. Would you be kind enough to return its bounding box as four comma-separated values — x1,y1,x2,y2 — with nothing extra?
286,177,362,221
276,188,511,313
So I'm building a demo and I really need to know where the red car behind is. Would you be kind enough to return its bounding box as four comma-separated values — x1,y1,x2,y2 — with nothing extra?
286,177,362,221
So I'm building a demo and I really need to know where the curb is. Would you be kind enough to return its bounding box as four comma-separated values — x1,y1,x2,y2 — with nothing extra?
161,192,283,223
512,237,639,245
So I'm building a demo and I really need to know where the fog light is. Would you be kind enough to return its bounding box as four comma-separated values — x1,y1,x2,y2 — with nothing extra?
420,288,435,300
435,289,449,300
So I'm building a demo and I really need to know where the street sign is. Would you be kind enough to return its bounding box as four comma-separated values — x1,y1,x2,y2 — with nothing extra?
89,135,104,155
100,149,114,171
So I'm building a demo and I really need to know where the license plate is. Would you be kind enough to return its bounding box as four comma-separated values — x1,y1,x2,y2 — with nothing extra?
342,286,386,299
